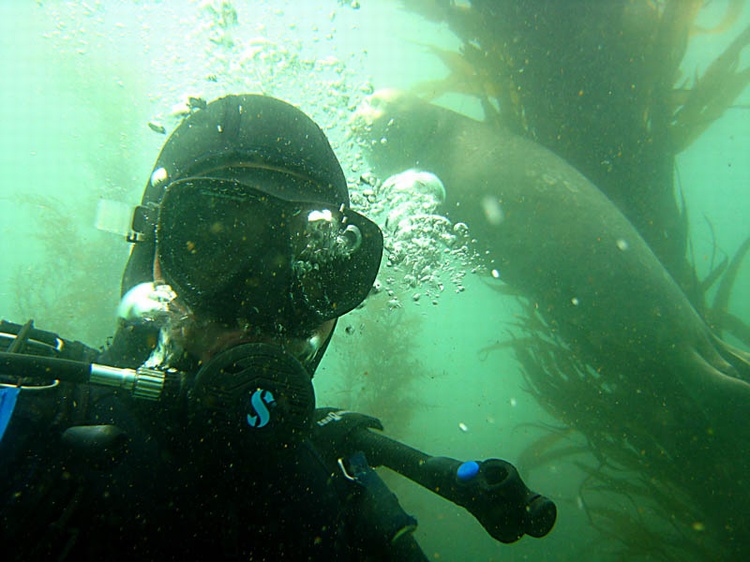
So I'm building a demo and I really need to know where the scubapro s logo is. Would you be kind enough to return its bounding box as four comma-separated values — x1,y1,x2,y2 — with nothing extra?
246,389,276,428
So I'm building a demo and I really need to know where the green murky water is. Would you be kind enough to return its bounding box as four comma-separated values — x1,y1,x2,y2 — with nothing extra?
1,2,748,560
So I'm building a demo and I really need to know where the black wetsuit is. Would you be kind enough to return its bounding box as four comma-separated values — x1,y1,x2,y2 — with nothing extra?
0,329,427,561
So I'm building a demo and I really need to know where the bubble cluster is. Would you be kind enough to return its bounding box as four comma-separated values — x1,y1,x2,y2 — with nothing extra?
349,170,479,307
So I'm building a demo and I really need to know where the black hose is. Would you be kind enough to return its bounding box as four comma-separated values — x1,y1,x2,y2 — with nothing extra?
348,426,431,480
0,352,91,384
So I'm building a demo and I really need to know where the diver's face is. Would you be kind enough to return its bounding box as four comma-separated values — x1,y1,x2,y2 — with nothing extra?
152,255,335,364
177,316,336,364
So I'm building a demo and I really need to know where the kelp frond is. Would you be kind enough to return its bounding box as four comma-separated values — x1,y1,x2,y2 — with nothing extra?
705,236,750,345
670,24,750,152
411,42,504,124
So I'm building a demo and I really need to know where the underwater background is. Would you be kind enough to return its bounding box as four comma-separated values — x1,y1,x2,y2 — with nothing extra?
1,1,748,560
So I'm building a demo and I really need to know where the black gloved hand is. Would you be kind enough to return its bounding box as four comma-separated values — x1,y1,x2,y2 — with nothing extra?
311,408,383,456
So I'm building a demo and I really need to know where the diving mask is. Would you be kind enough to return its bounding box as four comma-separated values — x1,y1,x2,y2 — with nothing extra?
143,177,382,333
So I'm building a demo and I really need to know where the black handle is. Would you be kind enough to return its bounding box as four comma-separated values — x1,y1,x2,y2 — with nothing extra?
347,428,556,543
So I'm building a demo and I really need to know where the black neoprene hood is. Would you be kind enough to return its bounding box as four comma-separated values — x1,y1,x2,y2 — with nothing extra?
122,94,351,295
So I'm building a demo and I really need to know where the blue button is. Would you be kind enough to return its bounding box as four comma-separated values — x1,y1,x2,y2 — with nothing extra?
456,461,480,482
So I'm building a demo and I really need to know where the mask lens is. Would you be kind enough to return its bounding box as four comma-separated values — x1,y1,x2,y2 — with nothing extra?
156,178,382,327
290,208,382,321
159,181,276,287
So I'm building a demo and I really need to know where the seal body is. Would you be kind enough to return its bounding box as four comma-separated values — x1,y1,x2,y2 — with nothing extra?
353,90,750,439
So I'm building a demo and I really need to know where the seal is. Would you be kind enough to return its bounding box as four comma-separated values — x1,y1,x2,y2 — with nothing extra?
352,89,750,444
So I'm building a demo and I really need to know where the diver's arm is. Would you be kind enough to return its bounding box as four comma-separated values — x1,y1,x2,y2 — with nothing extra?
309,409,429,560
311,408,557,545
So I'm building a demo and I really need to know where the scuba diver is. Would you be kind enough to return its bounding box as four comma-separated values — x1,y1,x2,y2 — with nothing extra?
0,94,556,561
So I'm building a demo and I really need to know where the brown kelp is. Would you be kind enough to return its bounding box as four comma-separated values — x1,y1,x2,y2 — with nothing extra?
328,291,431,437
11,195,124,345
513,303,737,560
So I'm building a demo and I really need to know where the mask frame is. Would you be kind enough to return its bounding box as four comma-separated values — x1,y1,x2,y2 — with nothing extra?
132,177,382,334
